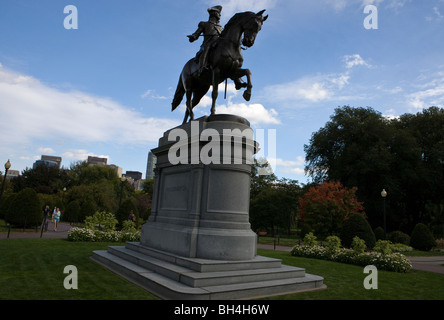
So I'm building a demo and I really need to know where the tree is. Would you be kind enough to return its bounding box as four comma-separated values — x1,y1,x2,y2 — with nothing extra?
250,185,288,234
141,178,154,196
5,188,42,227
341,213,376,249
410,223,436,251
250,157,277,199
64,200,81,223
12,165,70,194
298,181,364,238
116,199,139,227
304,106,444,233
249,159,301,235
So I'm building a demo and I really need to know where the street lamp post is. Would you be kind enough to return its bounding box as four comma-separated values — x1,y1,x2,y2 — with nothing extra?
381,189,387,239
0,160,11,205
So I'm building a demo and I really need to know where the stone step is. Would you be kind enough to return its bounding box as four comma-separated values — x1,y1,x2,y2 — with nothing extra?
91,247,325,300
125,242,282,272
108,246,305,288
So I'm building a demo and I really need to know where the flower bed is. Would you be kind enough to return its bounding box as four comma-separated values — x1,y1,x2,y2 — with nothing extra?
291,244,412,273
68,227,140,243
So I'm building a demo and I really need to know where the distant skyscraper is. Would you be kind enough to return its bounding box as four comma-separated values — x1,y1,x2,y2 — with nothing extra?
87,156,108,166
125,171,142,181
146,151,157,180
34,155,62,169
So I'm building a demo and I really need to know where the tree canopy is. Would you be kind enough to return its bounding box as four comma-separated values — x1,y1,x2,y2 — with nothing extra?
304,106,444,234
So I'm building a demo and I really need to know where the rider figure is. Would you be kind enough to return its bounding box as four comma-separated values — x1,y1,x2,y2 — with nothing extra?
187,5,223,74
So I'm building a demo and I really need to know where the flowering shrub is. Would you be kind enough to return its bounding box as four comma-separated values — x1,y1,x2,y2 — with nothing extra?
67,210,141,242
68,227,140,242
436,238,444,249
291,234,412,273
390,243,413,252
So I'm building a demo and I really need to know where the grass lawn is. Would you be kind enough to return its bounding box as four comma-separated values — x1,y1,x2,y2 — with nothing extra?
1,238,443,300
0,239,158,300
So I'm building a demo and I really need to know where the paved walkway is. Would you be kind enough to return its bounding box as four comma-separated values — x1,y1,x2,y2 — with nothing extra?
0,221,72,239
1,228,443,274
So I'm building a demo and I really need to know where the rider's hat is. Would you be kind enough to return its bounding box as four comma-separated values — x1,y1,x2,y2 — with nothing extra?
208,5,222,15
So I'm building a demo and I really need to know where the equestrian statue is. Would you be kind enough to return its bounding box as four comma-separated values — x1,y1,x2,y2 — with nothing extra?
172,6,268,124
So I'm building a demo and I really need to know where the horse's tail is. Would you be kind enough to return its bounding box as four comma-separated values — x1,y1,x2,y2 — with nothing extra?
172,76,185,112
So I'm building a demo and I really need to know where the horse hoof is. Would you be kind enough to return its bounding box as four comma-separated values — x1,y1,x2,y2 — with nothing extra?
243,91,251,101
235,83,247,90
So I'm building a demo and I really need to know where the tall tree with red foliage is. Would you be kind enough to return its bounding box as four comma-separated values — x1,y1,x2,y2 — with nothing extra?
299,181,364,238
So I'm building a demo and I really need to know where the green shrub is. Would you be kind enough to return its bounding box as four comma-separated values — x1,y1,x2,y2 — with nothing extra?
387,230,410,245
0,194,16,220
116,199,139,226
84,211,118,232
373,226,385,240
390,243,413,252
410,223,436,251
302,232,317,246
291,243,412,272
325,235,341,251
79,199,96,222
121,220,137,232
5,188,42,227
341,213,376,249
64,200,81,223
351,236,366,254
374,240,392,255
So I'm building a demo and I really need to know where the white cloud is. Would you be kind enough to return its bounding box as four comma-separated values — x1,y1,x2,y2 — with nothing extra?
0,66,177,158
265,76,331,103
62,149,109,162
207,0,276,22
216,102,280,125
141,89,168,100
37,147,56,155
264,54,371,104
344,54,371,69
323,0,349,11
0,67,176,142
268,156,306,176
176,82,280,125
433,6,444,19
407,70,444,109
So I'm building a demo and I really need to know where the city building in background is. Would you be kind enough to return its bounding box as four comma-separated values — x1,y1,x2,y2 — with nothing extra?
33,155,62,169
146,151,157,180
87,156,108,166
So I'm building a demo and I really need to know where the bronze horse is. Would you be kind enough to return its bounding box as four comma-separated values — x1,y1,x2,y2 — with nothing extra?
172,10,268,124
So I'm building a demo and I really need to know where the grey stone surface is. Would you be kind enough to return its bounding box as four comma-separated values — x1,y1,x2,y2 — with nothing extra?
91,115,325,299
91,242,325,300
141,115,257,261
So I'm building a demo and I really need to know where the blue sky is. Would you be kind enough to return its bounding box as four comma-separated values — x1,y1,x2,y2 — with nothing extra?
1,0,444,183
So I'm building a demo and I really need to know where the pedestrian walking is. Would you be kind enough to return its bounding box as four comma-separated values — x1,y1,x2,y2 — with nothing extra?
53,208,61,231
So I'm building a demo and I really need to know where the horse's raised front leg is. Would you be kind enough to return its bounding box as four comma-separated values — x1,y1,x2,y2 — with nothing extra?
242,69,252,101
232,68,252,101
232,78,247,90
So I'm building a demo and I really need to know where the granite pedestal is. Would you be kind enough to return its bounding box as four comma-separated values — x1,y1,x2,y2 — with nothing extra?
92,115,325,299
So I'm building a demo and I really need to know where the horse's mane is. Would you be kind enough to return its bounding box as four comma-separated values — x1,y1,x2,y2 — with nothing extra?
220,11,255,37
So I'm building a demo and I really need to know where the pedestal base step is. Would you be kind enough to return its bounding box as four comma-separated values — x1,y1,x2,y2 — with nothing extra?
91,242,325,300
